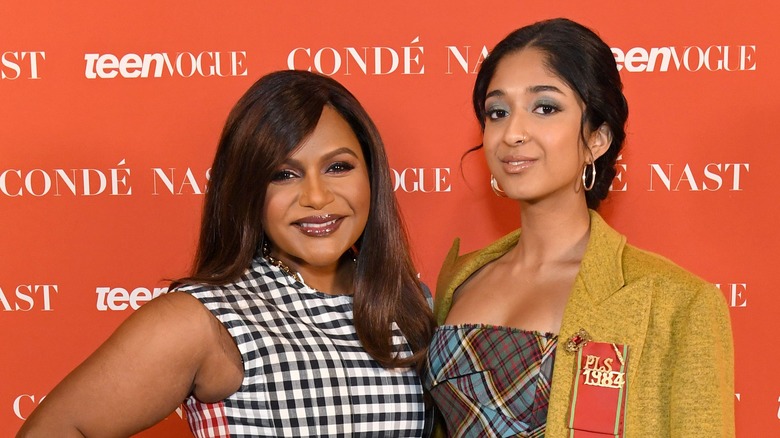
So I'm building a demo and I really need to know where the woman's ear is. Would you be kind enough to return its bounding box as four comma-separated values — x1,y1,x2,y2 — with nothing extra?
588,123,613,160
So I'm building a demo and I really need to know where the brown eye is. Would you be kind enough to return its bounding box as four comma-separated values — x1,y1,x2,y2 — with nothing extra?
327,162,355,174
271,169,298,182
486,109,509,120
533,102,561,115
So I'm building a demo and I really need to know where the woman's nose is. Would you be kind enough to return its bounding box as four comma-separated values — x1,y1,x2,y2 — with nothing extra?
503,113,530,146
298,175,335,209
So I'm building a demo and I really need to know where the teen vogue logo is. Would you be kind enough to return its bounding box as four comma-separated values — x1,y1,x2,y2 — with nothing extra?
84,51,248,79
96,286,168,311
612,45,756,72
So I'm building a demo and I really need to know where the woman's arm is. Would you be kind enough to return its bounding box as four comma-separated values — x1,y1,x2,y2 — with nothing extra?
17,291,243,437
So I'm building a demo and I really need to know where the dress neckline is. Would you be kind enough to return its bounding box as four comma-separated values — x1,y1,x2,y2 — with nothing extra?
436,323,558,339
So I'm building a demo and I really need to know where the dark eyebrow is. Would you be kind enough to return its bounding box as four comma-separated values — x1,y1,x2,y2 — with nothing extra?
321,147,359,161
485,89,505,100
485,85,565,101
528,84,564,94
283,147,359,167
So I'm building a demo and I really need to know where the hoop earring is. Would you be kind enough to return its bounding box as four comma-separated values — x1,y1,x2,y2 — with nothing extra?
582,161,596,191
490,175,507,197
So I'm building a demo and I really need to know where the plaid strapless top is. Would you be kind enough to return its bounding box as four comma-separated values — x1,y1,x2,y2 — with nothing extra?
424,324,557,438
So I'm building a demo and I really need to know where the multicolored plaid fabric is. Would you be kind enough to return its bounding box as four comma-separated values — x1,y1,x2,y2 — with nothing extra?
177,256,431,437
425,325,556,437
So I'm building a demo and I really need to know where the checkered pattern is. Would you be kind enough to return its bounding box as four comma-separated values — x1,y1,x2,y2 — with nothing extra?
178,257,431,437
424,325,556,438
185,398,230,438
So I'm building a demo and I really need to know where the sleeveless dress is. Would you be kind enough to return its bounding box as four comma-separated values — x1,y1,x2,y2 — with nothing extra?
424,324,556,437
177,256,431,437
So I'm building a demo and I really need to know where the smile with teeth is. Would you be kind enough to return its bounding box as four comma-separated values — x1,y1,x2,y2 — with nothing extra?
294,216,343,237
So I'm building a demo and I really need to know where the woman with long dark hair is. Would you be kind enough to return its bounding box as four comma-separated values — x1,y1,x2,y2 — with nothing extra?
20,70,435,437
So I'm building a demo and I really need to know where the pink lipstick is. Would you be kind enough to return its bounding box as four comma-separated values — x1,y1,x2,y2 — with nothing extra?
501,155,536,174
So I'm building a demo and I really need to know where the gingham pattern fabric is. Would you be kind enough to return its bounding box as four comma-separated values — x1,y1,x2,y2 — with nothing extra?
178,256,431,437
424,325,556,438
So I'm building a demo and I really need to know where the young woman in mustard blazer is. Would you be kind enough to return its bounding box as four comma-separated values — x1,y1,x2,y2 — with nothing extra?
424,18,734,437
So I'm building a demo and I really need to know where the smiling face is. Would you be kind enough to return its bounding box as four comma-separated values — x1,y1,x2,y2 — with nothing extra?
262,105,370,277
483,47,602,207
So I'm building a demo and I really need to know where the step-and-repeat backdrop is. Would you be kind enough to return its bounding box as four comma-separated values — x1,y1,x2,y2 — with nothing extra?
2,1,777,436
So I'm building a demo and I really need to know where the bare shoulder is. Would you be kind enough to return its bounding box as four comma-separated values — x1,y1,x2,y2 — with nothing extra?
17,290,241,437
100,290,225,357
127,290,216,331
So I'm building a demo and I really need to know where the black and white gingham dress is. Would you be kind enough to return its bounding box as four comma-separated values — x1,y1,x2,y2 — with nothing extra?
178,256,431,437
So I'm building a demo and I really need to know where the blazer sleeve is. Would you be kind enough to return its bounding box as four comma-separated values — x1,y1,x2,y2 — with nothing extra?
669,283,735,437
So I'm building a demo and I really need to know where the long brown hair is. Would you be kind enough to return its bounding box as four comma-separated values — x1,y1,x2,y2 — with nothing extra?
174,70,434,368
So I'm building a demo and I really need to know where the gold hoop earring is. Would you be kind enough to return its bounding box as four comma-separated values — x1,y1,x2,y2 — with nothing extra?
582,161,596,191
490,175,507,197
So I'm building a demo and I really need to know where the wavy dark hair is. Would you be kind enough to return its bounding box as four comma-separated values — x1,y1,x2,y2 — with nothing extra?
174,70,434,368
472,18,629,209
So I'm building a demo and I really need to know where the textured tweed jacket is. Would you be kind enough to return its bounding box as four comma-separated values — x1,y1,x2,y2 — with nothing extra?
433,211,735,437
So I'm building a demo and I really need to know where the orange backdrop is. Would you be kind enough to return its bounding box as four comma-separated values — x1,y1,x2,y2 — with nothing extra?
2,1,777,436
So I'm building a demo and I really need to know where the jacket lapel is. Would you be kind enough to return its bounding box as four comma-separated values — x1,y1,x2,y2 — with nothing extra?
546,211,653,436
434,230,521,325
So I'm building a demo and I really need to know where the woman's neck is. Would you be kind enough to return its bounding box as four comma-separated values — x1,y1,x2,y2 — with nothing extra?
300,260,354,295
274,255,355,296
511,198,592,267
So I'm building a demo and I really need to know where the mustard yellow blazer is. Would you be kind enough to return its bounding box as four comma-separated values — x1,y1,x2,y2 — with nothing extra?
433,211,735,437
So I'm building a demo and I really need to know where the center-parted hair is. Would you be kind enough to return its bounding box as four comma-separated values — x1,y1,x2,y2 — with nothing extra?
175,70,434,368
473,18,629,209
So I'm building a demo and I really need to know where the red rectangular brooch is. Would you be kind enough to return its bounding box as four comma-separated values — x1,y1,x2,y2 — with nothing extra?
565,330,629,437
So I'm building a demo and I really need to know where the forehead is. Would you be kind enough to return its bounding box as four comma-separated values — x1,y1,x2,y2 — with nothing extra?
487,47,574,95
290,106,365,160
